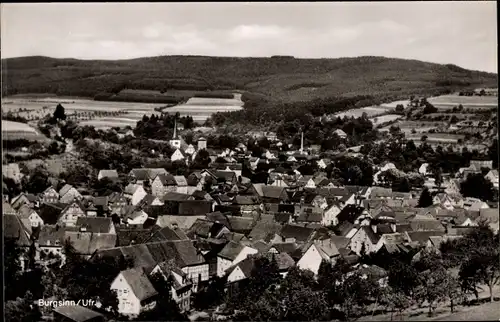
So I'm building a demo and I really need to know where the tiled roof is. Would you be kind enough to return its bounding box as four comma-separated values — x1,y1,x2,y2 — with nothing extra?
156,215,204,230
279,224,315,242
249,222,283,242
65,231,117,255
406,230,446,244
115,227,153,246
53,305,104,322
94,240,205,268
4,214,31,246
59,184,75,197
121,267,158,301
98,169,118,179
178,200,212,216
75,217,113,234
218,241,246,261
149,226,189,242
162,192,192,202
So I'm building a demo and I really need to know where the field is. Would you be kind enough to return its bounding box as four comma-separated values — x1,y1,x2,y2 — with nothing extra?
2,120,49,142
370,114,403,126
380,120,441,133
162,94,244,122
333,106,390,119
406,133,465,143
2,97,165,129
428,94,498,111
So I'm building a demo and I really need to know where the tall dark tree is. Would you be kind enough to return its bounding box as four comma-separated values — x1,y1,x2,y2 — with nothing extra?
460,173,494,201
53,103,67,121
418,187,433,208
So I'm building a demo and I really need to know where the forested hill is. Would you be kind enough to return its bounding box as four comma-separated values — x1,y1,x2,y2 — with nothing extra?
2,55,497,103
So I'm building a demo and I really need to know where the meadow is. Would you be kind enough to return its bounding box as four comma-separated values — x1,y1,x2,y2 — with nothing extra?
370,114,403,126
162,94,244,122
2,120,50,142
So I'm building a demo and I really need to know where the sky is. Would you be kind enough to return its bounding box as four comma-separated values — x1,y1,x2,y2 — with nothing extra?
1,2,497,73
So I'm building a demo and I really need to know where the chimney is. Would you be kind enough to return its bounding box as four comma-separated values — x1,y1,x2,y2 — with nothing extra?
371,225,377,234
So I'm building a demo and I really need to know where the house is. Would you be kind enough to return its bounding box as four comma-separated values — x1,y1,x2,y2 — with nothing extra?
108,193,129,214
476,208,499,233
18,204,44,227
274,224,316,244
138,194,163,208
35,225,67,259
150,260,193,312
40,187,60,204
349,226,381,255
53,305,105,322
297,239,340,275
11,193,39,210
296,206,323,225
317,158,332,170
463,197,490,211
59,202,87,227
187,219,229,240
124,210,149,226
129,168,168,184
111,267,158,316
322,202,342,226
94,240,209,289
369,187,393,199
217,241,258,277
406,231,446,246
248,222,283,243
333,129,347,139
151,173,177,197
173,176,189,194
251,184,289,203
76,217,115,234
171,149,186,162
485,170,499,189
124,184,147,206
4,214,32,270
3,201,17,216
59,184,82,204
98,169,119,181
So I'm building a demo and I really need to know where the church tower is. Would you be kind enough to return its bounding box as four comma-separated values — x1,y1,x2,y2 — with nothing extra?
169,118,181,149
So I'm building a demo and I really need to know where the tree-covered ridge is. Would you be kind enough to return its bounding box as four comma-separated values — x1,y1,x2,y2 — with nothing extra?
2,55,496,102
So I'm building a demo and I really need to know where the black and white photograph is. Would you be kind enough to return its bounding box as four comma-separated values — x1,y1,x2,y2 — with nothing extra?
1,2,499,321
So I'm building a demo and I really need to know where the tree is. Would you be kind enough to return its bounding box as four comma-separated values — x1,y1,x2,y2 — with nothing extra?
5,291,42,322
394,177,411,193
53,103,66,121
459,229,500,303
414,266,449,317
395,104,405,113
279,267,330,321
380,287,412,321
418,187,433,208
460,173,494,201
23,165,50,194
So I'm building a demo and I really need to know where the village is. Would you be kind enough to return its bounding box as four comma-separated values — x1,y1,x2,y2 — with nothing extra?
3,103,499,321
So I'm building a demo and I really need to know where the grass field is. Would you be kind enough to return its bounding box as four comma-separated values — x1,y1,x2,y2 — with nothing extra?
162,95,244,122
2,120,50,142
334,106,389,118
371,114,403,126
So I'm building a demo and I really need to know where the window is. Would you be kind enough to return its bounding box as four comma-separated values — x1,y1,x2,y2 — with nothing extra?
123,289,128,294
